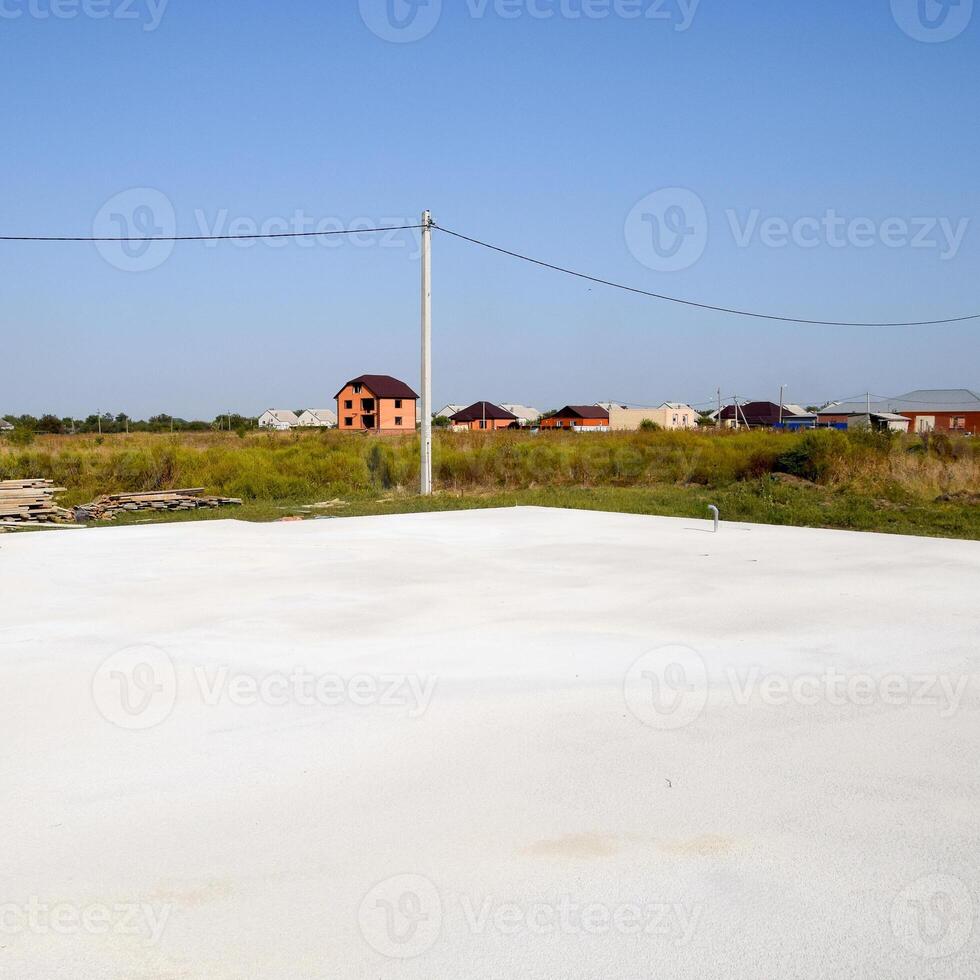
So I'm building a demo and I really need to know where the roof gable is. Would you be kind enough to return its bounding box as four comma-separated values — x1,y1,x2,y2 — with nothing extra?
450,401,517,422
554,405,610,420
335,375,419,400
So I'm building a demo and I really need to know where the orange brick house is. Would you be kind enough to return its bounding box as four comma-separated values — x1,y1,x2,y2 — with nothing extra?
539,405,610,431
335,375,418,433
448,402,519,431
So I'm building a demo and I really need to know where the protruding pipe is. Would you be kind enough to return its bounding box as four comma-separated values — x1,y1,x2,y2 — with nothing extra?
708,505,720,532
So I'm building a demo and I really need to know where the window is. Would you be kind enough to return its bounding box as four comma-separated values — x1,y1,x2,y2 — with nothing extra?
395,399,402,409
344,400,353,410
395,417,403,426
950,417,966,430
353,384,362,394
479,420,487,430
344,417,353,427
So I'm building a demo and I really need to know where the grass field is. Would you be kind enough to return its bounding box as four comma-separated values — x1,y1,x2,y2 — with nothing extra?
2,428,978,539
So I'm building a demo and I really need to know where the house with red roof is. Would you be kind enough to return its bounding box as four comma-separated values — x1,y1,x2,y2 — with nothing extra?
335,375,418,433
448,402,518,431
539,405,610,431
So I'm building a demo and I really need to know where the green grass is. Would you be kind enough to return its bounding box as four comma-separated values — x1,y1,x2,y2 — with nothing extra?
3,428,978,539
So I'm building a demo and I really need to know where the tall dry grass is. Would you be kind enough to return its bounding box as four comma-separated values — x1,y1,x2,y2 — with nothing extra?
0,427,977,505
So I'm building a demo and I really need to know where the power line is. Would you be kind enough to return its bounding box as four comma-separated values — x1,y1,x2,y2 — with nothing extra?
2,214,977,329
0,224,424,243
433,223,980,329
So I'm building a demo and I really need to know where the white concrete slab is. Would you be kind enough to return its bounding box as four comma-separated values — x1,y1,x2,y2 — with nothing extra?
0,507,977,979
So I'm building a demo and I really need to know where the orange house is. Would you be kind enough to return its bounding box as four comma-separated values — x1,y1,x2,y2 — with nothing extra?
449,402,518,431
335,375,418,433
539,405,610,431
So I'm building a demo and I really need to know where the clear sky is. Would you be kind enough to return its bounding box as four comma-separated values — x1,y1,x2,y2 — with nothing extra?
1,0,977,418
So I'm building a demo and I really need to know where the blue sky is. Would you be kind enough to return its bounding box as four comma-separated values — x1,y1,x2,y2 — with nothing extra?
1,0,977,417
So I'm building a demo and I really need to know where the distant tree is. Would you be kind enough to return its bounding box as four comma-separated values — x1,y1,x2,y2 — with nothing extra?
36,414,65,434
432,415,451,428
639,419,661,431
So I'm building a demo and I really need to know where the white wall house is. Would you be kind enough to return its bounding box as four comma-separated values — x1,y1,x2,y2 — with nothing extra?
500,404,542,426
433,404,467,419
297,409,337,429
602,402,698,431
258,410,300,431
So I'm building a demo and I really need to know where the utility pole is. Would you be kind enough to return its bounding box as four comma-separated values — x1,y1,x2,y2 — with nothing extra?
717,388,722,428
97,411,102,436
732,395,739,431
779,385,785,427
420,210,433,495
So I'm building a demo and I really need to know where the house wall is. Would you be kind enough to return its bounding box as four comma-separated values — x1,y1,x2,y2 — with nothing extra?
819,412,979,434
608,407,696,431
453,418,515,431
336,384,416,432
903,411,980,435
540,416,608,429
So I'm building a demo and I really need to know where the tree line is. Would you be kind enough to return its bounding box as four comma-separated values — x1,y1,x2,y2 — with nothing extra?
1,413,258,435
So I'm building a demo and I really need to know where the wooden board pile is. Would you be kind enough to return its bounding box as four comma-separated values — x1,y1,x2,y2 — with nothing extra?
0,479,74,528
74,488,243,522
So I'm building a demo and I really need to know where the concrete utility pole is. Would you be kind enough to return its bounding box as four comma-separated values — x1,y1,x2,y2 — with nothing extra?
779,385,785,426
420,210,433,495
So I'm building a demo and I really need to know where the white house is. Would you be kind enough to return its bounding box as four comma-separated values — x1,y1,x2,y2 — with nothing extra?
258,409,300,431
500,404,542,426
602,402,698,431
433,404,467,420
297,409,337,429
0,418,13,432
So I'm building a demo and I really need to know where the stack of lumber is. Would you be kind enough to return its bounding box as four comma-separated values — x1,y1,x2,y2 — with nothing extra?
0,479,74,527
75,488,242,521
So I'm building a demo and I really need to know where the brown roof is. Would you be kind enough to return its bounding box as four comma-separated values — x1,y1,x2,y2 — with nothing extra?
449,402,518,423
335,375,419,400
553,405,610,420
